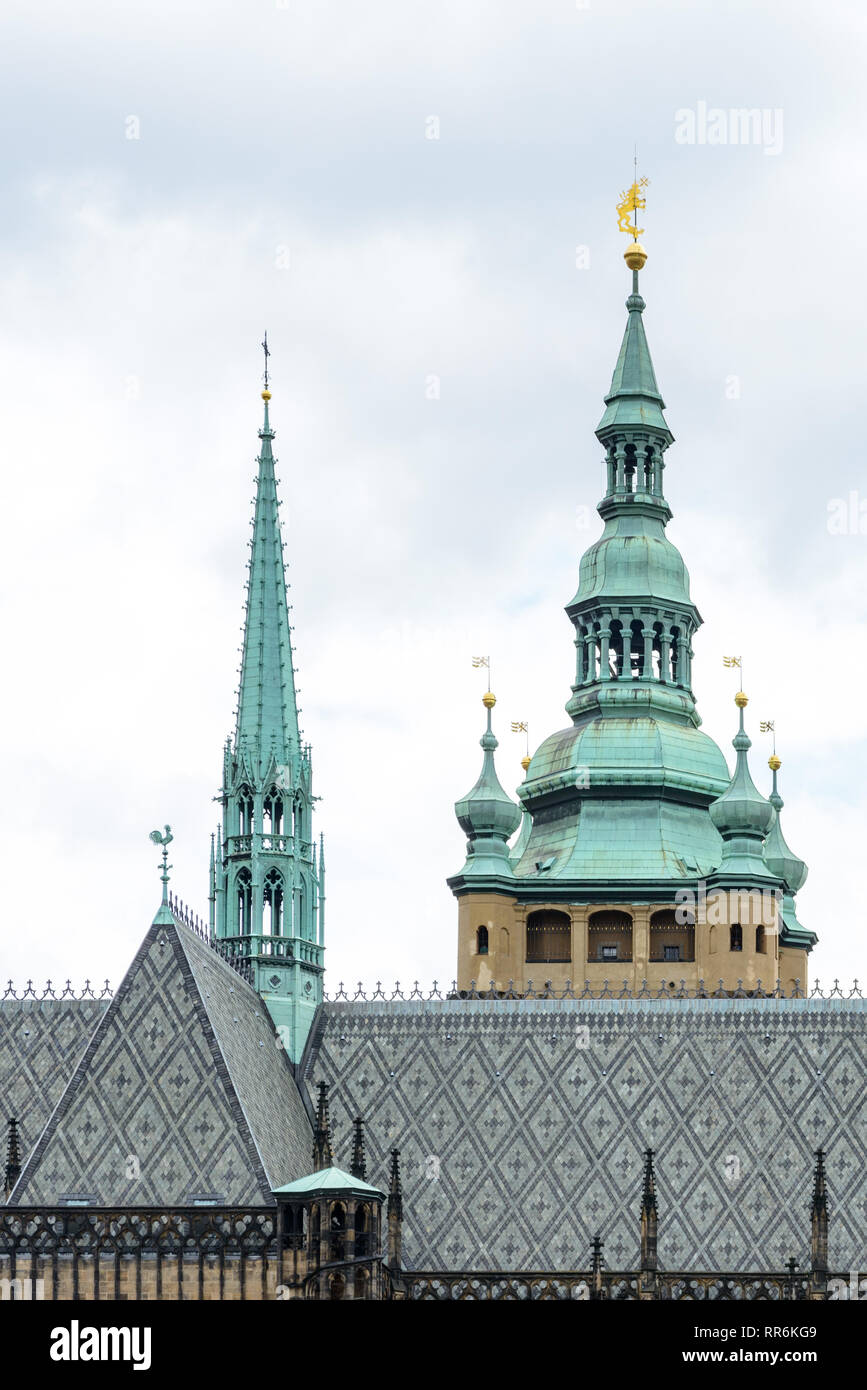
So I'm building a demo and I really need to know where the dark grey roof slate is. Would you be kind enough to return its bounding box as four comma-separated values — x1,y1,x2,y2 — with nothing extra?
8,918,312,1206
0,998,107,1165
309,997,867,1273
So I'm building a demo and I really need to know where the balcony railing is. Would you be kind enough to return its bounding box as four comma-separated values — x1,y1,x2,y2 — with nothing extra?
224,835,312,857
526,927,571,964
219,934,322,965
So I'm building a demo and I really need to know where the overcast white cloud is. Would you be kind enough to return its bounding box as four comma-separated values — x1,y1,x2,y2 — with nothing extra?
0,0,865,996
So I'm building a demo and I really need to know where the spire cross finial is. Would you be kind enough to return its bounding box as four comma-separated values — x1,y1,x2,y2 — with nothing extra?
261,331,270,389
149,825,174,904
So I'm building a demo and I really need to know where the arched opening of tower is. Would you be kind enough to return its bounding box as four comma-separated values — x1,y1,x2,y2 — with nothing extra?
264,789,284,840
525,909,571,964
236,868,252,936
649,908,695,964
263,867,284,938
587,910,633,963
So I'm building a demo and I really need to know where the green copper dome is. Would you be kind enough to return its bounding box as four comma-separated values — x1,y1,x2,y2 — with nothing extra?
511,716,728,883
569,512,694,609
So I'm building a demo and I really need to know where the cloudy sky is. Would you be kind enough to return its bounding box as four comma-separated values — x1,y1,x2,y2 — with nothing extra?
1,0,865,997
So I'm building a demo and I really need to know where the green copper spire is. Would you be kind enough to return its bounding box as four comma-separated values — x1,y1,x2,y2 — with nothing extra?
453,693,521,877
213,358,324,1062
595,272,672,442
450,239,734,904
509,755,533,866
763,756,816,953
707,693,775,879
565,258,704,732
764,758,808,892
234,389,300,774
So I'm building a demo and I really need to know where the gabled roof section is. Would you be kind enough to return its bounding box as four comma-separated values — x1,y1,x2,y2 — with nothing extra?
8,916,311,1206
234,393,300,777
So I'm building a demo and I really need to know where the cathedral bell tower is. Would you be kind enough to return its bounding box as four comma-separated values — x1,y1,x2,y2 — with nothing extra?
448,188,815,994
211,363,324,1061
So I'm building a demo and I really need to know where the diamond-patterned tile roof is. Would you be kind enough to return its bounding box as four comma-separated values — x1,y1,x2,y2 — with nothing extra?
7,919,312,1205
0,997,108,1164
309,997,867,1272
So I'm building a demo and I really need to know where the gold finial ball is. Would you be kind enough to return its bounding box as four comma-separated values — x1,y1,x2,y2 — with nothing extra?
482,691,496,709
261,388,272,401
735,691,748,708
521,754,531,772
769,754,782,772
624,241,647,271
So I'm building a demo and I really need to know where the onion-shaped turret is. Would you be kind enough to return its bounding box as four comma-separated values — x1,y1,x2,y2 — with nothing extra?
454,693,521,874
708,692,775,877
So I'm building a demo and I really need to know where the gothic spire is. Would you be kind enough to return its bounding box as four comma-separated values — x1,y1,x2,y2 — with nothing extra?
641,1147,657,1216
350,1116,367,1180
4,1116,21,1197
213,359,324,1065
312,1081,333,1172
388,1147,403,1219
810,1148,829,1284
639,1147,658,1278
387,1148,403,1269
234,378,300,777
590,1234,604,1298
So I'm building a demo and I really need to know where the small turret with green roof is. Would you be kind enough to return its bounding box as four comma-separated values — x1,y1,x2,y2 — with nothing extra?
763,755,817,954
453,692,522,877
707,692,776,881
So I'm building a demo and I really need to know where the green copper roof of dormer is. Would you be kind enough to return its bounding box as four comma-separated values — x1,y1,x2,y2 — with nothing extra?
234,397,300,776
596,289,671,439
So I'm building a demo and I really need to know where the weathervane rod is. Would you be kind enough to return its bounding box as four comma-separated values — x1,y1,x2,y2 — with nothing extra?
261,330,270,389
149,825,174,906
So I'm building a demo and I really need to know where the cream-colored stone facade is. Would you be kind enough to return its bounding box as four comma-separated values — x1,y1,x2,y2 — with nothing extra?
458,890,809,994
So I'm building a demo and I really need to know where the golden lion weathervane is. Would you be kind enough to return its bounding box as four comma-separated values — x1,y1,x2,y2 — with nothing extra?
617,156,650,269
617,176,649,236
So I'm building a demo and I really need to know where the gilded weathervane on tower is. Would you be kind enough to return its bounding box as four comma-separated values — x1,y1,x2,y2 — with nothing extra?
617,160,649,271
